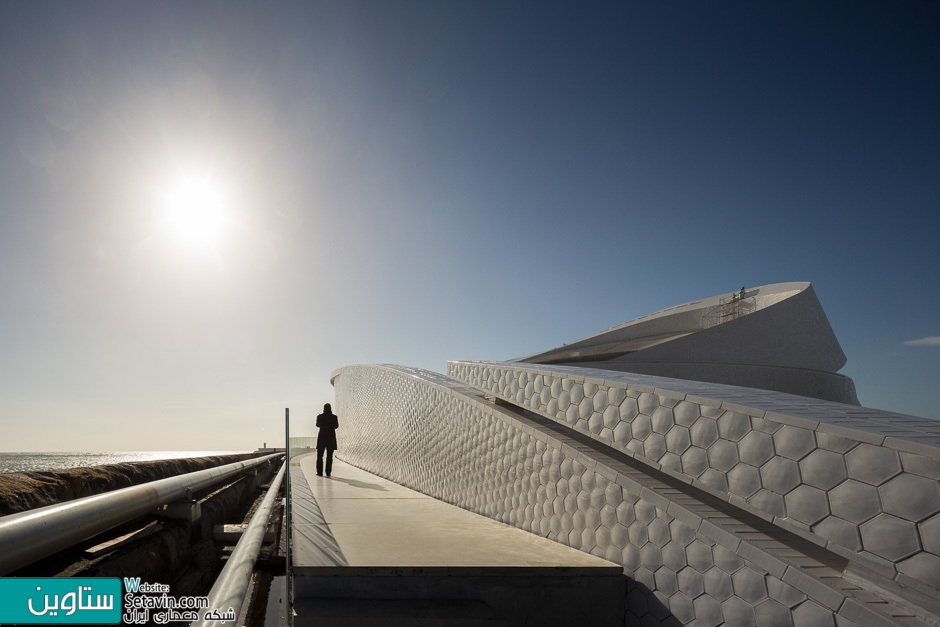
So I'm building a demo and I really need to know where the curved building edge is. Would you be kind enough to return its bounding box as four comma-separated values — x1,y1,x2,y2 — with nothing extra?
519,282,857,404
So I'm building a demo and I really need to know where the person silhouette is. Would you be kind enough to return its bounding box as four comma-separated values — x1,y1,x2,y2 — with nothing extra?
316,403,339,477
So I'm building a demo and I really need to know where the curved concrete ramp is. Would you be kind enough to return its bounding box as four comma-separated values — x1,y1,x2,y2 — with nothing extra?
290,454,626,626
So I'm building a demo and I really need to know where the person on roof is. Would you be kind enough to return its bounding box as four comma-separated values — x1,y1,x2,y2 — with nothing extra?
315,403,339,477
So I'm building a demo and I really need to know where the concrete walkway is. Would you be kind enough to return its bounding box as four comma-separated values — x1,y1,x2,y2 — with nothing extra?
289,454,626,626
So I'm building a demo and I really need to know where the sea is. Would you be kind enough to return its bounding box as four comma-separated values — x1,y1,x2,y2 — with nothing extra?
0,451,251,474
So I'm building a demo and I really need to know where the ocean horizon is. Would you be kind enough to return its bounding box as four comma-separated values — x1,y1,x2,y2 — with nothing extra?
0,451,253,474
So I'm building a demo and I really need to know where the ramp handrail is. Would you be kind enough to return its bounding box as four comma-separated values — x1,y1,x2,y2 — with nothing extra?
0,453,283,575
194,461,286,625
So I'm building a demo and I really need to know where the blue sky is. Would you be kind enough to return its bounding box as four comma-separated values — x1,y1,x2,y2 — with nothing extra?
1,1,937,451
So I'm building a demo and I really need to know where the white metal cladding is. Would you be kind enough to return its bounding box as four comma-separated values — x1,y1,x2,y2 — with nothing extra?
331,364,940,626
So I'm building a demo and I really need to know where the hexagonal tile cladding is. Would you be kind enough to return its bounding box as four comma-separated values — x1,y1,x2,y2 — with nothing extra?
662,541,688,572
828,480,881,524
669,519,696,547
898,552,940,590
859,514,921,561
648,518,671,548
677,566,704,598
669,592,696,624
691,418,720,449
628,520,650,547
610,522,629,549
718,411,751,441
728,463,762,498
712,544,744,573
739,430,775,467
681,446,709,477
348,365,940,627
799,449,847,491
754,599,793,627
602,405,620,430
901,452,940,479
687,540,715,573
635,501,657,524
700,468,729,493
619,397,639,421
760,457,802,495
632,414,653,440
659,452,682,474
607,387,625,407
665,425,692,455
767,578,806,609
773,426,816,461
694,594,724,627
674,401,701,427
921,513,940,555
722,596,757,626
651,406,675,434
845,444,902,486
640,543,664,571
879,474,940,522
703,565,734,601
654,567,679,596
617,500,637,526
613,421,632,446
749,489,786,517
644,433,667,461
732,566,768,604
785,485,830,526
791,600,835,627
707,439,740,472
588,412,604,434
622,545,641,571
813,516,862,552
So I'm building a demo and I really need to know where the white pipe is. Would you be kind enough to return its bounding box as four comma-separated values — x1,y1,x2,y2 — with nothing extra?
194,461,286,626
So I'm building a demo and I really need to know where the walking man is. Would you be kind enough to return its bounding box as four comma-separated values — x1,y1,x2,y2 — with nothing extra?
316,403,339,477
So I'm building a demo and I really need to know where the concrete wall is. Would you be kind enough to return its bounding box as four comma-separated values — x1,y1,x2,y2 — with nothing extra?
332,363,940,626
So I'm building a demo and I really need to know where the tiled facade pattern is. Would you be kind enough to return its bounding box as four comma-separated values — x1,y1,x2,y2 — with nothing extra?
448,360,940,595
332,364,940,626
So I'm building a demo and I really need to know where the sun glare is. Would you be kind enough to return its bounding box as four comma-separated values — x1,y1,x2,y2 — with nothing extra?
162,173,230,252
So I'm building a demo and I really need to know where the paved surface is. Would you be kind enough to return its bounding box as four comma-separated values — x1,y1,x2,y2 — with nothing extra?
289,453,627,625
290,452,621,573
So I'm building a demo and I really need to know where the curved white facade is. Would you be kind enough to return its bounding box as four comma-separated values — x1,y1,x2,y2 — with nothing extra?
331,283,940,626
521,282,858,404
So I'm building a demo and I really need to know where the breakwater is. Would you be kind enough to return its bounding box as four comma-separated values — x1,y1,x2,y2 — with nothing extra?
0,453,261,516
0,451,253,474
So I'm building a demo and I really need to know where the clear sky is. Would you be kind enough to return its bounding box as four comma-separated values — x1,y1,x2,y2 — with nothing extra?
1,1,938,452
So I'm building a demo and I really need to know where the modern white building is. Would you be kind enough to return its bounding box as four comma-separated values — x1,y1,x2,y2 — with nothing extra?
332,283,940,626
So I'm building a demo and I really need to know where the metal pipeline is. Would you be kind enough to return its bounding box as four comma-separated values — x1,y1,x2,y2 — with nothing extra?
194,461,286,626
0,453,283,576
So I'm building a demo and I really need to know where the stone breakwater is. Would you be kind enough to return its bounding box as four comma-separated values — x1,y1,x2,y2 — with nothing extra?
0,453,261,516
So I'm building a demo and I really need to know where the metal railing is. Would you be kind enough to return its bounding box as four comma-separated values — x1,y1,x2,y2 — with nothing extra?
194,461,286,626
0,453,283,576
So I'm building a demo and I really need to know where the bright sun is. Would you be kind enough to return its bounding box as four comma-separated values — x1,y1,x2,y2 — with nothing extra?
162,173,230,252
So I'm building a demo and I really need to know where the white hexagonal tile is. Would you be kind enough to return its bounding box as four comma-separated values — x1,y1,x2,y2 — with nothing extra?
860,514,920,561
845,444,902,486
880,473,940,522
718,411,751,441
